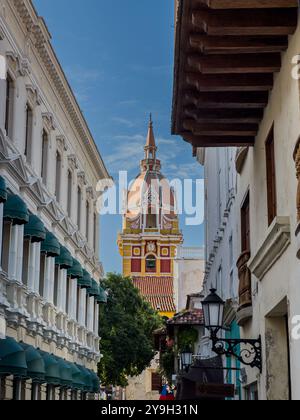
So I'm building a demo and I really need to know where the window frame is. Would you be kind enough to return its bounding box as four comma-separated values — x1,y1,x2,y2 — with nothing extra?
241,192,250,253
25,102,33,161
41,129,49,184
5,72,14,138
265,125,277,226
55,150,62,203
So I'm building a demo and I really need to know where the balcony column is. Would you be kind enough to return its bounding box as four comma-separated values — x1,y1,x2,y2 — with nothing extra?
0,60,6,128
26,241,38,328
16,224,24,283
27,241,36,292
87,295,94,333
8,224,18,280
94,301,99,336
43,256,57,336
57,268,67,313
72,279,78,321
34,243,41,294
78,287,86,327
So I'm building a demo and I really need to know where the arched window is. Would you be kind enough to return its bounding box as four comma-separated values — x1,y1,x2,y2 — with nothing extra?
55,151,62,202
77,186,82,230
25,103,33,161
5,73,14,138
86,200,90,241
146,213,157,229
41,130,48,184
67,170,72,217
146,255,156,273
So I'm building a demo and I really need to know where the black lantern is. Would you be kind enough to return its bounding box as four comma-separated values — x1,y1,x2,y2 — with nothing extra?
201,289,262,372
202,288,225,334
180,348,193,372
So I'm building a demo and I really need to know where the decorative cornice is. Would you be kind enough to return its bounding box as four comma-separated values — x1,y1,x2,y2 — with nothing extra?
26,83,42,106
86,186,95,200
68,154,78,171
11,0,110,180
56,135,67,152
78,171,87,187
42,112,56,131
6,51,30,77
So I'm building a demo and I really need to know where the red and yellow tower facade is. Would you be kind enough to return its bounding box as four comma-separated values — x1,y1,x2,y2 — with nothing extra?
118,118,183,318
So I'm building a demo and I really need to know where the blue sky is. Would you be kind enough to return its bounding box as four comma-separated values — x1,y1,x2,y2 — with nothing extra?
33,0,204,273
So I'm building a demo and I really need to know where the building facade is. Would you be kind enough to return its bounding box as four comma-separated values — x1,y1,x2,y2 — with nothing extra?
172,0,300,401
197,147,242,400
0,0,109,400
173,246,205,312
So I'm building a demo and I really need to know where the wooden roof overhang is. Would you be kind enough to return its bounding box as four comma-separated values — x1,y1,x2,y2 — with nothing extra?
172,0,299,149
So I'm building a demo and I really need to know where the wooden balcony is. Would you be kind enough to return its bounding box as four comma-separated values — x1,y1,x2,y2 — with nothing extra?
236,251,253,326
172,0,298,148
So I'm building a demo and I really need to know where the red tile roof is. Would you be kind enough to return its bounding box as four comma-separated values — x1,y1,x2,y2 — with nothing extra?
167,309,204,326
132,276,176,313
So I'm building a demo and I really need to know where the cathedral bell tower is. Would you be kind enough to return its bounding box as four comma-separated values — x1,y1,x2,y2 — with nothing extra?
118,117,183,318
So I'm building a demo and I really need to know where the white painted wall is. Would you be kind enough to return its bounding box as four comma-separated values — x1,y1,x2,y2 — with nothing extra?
173,247,205,311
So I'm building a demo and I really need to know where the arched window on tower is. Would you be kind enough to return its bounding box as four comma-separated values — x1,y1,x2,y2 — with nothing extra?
146,255,156,273
146,213,157,229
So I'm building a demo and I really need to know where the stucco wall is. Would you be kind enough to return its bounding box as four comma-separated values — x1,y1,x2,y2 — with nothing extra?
235,21,300,400
174,254,204,311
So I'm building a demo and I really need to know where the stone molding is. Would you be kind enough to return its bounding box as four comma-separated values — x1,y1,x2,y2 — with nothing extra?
235,147,249,174
248,217,291,281
9,0,109,180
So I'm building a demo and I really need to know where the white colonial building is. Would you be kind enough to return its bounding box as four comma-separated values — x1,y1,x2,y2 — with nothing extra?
197,147,243,400
0,0,109,400
172,0,300,401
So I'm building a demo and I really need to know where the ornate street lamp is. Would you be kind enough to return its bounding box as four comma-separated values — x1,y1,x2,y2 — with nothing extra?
180,348,193,373
202,289,262,372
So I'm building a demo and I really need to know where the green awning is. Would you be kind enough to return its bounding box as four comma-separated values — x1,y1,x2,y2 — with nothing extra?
24,215,46,243
39,351,61,386
70,363,85,391
0,176,7,203
68,258,83,280
78,270,92,289
56,358,73,388
20,343,45,382
76,365,93,392
41,231,61,257
0,337,27,378
87,279,99,297
55,246,73,270
90,371,100,394
96,285,108,304
3,195,29,225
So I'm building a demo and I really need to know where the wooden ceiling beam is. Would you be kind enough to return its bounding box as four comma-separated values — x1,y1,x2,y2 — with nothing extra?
186,73,274,92
184,91,269,109
192,9,298,36
184,108,264,123
183,119,258,136
195,0,298,9
189,35,289,54
187,53,281,74
182,133,255,147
